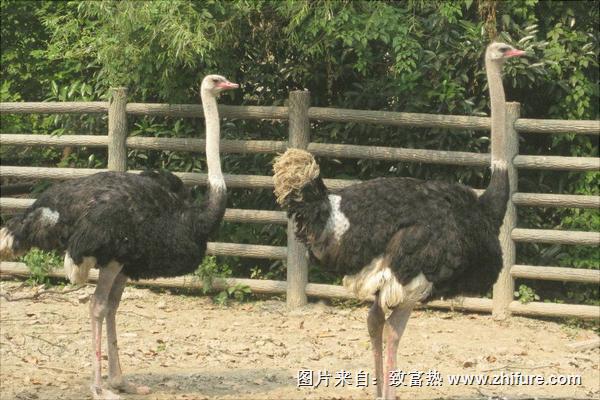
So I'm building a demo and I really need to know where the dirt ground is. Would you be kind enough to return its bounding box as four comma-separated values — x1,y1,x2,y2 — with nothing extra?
0,280,598,400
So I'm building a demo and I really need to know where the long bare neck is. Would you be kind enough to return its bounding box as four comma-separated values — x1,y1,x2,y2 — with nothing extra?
486,57,506,166
479,55,510,227
195,88,227,236
201,90,225,188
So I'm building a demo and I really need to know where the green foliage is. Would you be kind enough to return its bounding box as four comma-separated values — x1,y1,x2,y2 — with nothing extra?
193,256,250,305
250,262,286,281
193,256,231,293
40,0,236,102
20,249,62,286
222,283,252,304
514,284,540,304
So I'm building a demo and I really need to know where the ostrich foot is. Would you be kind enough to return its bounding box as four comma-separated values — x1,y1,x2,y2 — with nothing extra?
90,385,121,400
109,379,151,395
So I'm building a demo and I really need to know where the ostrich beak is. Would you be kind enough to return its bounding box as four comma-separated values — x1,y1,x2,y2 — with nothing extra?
505,49,526,58
217,81,239,90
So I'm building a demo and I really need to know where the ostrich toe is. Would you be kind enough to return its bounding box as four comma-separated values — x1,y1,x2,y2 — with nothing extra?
90,384,121,400
110,379,151,395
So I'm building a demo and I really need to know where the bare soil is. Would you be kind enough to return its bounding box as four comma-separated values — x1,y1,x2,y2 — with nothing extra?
0,280,598,400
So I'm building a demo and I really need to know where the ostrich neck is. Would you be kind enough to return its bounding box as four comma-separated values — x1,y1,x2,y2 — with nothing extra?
193,88,227,237
486,58,506,165
201,90,224,188
479,56,510,227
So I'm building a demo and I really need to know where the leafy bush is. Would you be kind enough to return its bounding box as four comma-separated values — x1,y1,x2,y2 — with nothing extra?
20,249,62,286
514,284,540,304
193,256,251,305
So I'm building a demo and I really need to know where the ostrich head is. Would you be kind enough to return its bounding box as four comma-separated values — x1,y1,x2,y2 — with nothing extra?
201,74,239,95
485,42,526,62
273,148,320,206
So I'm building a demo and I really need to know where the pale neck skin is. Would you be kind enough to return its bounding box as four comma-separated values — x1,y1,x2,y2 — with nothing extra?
485,52,506,168
200,88,225,189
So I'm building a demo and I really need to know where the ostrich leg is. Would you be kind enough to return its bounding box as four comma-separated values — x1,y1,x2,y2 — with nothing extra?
382,307,413,400
106,273,151,395
367,296,385,398
90,261,123,400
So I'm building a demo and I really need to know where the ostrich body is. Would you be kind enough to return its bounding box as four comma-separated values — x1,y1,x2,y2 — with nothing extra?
0,75,238,399
273,43,524,399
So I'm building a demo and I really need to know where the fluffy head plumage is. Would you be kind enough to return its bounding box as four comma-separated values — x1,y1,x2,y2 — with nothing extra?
272,148,320,206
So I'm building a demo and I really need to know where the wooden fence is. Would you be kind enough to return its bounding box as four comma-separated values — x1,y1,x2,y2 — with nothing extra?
0,90,599,320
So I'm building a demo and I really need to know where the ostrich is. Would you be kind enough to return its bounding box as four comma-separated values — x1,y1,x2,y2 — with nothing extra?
0,74,238,399
273,43,525,399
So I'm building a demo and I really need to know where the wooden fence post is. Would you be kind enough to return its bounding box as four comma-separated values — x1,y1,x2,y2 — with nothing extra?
108,87,128,172
492,102,520,320
286,90,311,309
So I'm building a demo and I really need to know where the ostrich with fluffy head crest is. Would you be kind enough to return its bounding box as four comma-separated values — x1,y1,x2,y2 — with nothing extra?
273,42,525,400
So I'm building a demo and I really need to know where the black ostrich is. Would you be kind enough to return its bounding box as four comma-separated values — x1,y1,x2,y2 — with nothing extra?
0,75,238,399
273,43,525,399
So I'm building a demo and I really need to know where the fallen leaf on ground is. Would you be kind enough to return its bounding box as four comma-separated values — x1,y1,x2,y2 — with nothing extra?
22,356,38,365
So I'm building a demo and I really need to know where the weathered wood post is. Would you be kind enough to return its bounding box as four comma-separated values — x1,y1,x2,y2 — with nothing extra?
492,102,520,320
286,90,311,309
108,87,128,172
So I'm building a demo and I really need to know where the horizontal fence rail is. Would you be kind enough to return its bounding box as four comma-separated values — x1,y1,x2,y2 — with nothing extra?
0,197,288,225
514,118,600,135
0,134,288,154
0,166,275,188
0,102,109,114
0,102,289,120
309,107,600,136
513,154,599,171
511,265,600,283
507,301,599,320
308,142,489,166
1,134,109,147
1,163,597,208
1,262,598,320
1,97,598,320
126,103,289,120
3,133,599,171
207,242,286,259
127,137,286,154
512,193,600,209
0,165,360,190
512,228,600,246
3,102,598,135
3,194,599,213
308,107,492,130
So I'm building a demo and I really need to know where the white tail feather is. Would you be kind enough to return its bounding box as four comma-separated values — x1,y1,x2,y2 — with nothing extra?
64,253,95,285
0,227,17,260
343,255,433,311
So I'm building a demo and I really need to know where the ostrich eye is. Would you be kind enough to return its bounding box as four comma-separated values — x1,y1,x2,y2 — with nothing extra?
212,78,220,83
499,46,511,53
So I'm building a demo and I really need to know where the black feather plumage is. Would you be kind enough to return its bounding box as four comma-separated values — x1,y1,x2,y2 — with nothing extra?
285,170,507,301
4,170,226,280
